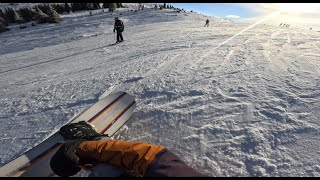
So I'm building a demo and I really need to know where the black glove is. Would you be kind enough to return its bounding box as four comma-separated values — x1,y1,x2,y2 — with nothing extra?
50,140,85,177
59,121,102,141
113,29,115,33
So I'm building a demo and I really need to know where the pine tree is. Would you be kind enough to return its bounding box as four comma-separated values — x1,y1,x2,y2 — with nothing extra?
103,3,109,9
5,7,23,23
18,7,36,22
109,3,117,12
65,3,71,13
0,9,4,18
86,3,95,10
0,17,8,26
3,7,10,22
51,4,65,14
71,3,87,12
36,4,51,15
46,6,61,23
116,3,123,8
93,3,101,10
34,7,49,23
0,22,10,32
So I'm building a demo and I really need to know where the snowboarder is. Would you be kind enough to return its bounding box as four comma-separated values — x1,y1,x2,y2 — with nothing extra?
113,17,124,43
50,138,207,177
204,19,209,27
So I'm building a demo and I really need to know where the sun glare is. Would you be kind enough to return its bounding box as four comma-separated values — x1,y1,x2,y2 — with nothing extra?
277,3,319,14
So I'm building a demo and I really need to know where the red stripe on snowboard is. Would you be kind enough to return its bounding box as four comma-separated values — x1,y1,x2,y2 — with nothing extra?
99,100,136,134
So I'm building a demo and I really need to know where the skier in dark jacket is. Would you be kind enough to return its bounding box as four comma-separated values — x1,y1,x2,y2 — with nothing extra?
204,19,209,27
50,139,207,177
113,17,124,43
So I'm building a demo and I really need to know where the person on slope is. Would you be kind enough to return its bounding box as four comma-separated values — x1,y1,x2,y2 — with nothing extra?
50,138,207,177
204,19,209,27
113,17,124,43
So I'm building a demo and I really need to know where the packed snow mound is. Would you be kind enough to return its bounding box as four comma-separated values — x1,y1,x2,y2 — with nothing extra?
1,3,320,177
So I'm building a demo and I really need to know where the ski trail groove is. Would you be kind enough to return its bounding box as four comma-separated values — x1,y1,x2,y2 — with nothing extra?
287,32,291,44
313,44,320,52
303,54,320,75
104,54,181,94
300,32,320,52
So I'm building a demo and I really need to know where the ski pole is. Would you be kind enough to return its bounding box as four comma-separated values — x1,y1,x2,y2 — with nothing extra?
123,32,129,41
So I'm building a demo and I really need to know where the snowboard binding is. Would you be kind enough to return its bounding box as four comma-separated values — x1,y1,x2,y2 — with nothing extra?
59,121,108,141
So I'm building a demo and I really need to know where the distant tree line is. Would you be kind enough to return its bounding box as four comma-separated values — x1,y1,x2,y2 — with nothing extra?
152,3,186,13
0,3,123,33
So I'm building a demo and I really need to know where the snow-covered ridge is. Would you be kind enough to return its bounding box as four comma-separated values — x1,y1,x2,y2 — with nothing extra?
1,3,320,177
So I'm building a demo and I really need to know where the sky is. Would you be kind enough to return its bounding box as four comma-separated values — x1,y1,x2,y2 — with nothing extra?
170,3,320,30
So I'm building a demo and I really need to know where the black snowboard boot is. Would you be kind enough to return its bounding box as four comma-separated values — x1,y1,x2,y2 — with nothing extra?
59,121,107,140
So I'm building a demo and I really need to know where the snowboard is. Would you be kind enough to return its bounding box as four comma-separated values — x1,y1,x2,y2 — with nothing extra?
0,91,136,177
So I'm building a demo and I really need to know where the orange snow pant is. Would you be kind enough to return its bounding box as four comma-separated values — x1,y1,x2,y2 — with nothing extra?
76,139,165,176
76,139,206,177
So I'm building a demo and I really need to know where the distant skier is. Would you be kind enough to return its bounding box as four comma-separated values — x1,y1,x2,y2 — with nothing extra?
50,138,207,177
204,19,209,27
113,17,124,43
279,23,282,26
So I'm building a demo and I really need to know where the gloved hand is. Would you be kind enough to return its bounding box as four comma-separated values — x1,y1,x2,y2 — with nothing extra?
59,121,102,141
50,140,87,177
113,29,115,33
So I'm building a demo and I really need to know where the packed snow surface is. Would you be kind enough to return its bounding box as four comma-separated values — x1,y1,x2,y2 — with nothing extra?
1,3,320,177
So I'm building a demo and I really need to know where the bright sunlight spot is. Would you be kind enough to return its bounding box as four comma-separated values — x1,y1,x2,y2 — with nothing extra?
277,3,319,14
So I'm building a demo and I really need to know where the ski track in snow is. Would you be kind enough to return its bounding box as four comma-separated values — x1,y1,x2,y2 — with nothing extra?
1,3,320,177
